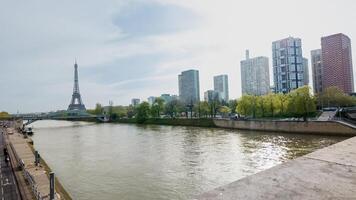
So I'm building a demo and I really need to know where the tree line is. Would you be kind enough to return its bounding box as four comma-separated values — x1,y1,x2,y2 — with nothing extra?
87,86,356,123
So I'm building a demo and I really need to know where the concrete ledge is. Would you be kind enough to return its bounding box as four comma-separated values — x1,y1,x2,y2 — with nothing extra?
213,119,356,136
197,137,356,200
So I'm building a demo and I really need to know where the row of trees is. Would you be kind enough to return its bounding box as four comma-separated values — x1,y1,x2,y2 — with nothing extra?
237,86,315,120
87,86,356,123
88,97,238,123
236,86,356,121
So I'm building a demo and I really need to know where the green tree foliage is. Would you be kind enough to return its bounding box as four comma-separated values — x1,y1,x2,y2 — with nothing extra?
136,102,151,123
236,86,317,120
0,111,10,118
317,86,356,107
228,100,238,114
151,97,165,118
218,106,231,117
287,86,316,121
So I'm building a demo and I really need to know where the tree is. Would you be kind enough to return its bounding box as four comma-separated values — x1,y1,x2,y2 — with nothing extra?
93,103,104,115
317,86,356,108
0,111,10,119
228,100,238,114
276,93,289,117
218,106,231,118
287,86,316,121
136,102,151,123
236,95,253,116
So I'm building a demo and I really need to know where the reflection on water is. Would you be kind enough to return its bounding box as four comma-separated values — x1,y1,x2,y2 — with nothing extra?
31,121,346,200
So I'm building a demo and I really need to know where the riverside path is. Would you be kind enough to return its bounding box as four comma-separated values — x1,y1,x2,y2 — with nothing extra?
0,130,20,200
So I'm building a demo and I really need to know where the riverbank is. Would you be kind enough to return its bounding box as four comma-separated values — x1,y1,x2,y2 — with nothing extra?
114,118,217,127
198,135,356,199
111,117,356,136
214,119,356,136
3,120,71,200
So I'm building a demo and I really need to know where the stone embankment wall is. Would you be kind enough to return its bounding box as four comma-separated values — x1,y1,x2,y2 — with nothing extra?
5,124,71,200
213,119,356,136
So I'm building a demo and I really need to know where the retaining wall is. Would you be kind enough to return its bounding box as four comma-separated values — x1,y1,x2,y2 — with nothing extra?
213,119,356,136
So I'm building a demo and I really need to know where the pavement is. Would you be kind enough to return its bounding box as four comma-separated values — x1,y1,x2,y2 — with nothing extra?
197,136,356,200
0,130,20,200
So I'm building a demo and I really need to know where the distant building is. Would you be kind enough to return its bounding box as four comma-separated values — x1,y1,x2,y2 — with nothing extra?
160,94,178,103
272,37,304,93
147,96,156,105
311,49,323,94
204,90,220,103
214,75,229,102
303,57,309,86
178,69,200,105
241,50,270,95
321,33,354,93
131,98,140,106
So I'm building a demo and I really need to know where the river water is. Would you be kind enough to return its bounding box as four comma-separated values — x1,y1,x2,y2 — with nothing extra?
31,120,345,200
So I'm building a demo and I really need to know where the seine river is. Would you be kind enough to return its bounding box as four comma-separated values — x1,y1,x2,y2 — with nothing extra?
31,120,345,200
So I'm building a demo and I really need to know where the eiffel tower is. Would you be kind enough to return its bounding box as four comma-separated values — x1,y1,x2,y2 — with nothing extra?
68,60,86,111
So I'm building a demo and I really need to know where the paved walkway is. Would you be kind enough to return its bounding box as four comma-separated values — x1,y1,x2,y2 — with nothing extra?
198,136,356,200
0,131,20,200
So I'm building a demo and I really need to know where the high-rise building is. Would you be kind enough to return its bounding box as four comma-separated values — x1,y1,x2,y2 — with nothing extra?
321,33,354,93
303,57,309,86
213,75,229,102
178,70,200,104
147,96,156,105
272,37,304,93
160,94,178,103
204,90,220,103
241,50,270,95
311,49,323,94
131,98,140,106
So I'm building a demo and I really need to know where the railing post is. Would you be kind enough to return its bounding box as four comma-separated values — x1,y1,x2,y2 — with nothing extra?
50,172,55,200
35,151,39,166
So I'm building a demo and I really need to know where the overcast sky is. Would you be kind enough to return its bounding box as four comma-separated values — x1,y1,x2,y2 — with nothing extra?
1,0,356,113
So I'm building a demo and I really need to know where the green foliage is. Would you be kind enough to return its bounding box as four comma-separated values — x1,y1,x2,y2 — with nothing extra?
228,100,238,114
93,103,104,115
164,99,184,118
151,97,165,118
287,86,316,120
136,102,151,123
317,86,356,107
0,111,10,118
236,86,317,120
218,106,231,117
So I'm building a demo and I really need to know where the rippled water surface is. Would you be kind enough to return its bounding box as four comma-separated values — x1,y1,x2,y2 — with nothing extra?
31,120,346,200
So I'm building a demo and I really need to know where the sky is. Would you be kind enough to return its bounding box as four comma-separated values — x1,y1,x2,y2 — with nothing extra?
1,0,356,113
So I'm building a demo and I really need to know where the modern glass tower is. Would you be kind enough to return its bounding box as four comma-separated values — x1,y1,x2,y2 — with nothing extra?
311,49,323,94
213,75,229,102
272,37,304,93
178,69,200,105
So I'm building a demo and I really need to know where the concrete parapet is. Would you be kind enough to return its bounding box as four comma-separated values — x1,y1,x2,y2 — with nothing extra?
213,119,356,136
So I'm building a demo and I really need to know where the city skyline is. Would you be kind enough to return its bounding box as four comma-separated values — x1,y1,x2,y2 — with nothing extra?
1,0,356,113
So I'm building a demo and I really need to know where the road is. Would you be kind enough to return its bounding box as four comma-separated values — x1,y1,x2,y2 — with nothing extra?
0,129,20,200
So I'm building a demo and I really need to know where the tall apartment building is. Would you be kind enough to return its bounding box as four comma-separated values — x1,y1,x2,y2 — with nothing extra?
204,90,220,103
240,50,270,95
131,98,140,106
213,75,229,102
147,96,156,105
311,49,323,94
303,58,309,86
178,69,200,104
272,37,304,93
321,33,354,93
